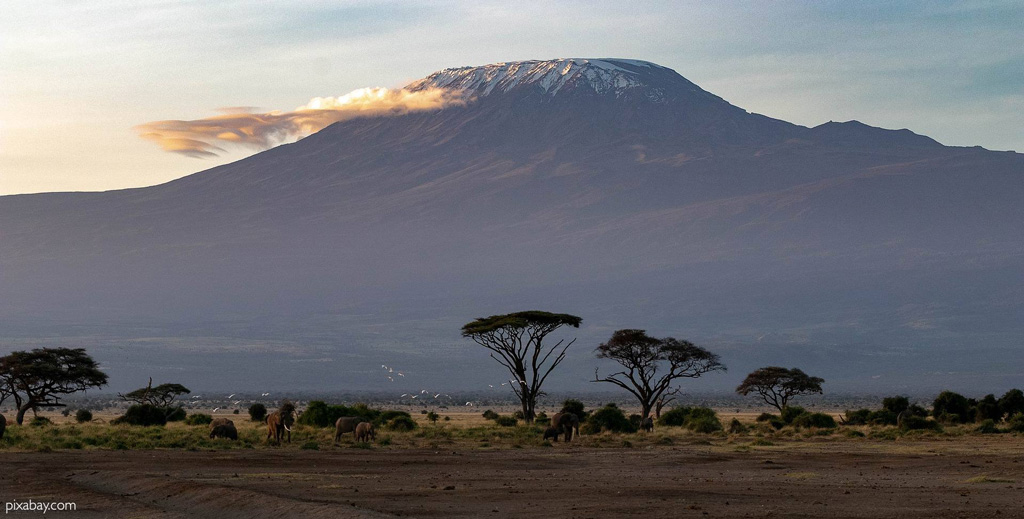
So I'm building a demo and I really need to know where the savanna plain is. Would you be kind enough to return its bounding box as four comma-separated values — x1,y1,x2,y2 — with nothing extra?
2,409,1023,518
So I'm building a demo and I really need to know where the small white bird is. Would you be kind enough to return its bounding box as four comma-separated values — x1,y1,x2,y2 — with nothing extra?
388,368,394,373
401,394,408,397
488,384,494,388
261,392,270,397
501,383,507,386
397,372,405,377
465,402,472,406
411,395,418,399
213,407,220,413
434,393,440,399
421,389,428,394
233,401,241,405
227,394,235,399
388,376,394,382
382,364,387,369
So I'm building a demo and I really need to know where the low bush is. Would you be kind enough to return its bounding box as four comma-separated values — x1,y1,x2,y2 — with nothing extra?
974,394,1002,422
728,418,747,434
29,416,53,427
75,409,93,423
868,410,898,426
899,415,942,432
112,404,167,426
185,413,212,426
248,403,267,422
166,407,186,422
1006,413,1024,433
482,410,499,420
688,415,722,434
298,401,399,428
780,406,807,424
755,412,778,422
792,412,836,429
426,411,439,423
384,416,417,431
658,407,692,427
584,404,635,433
975,419,1000,434
494,416,518,427
841,409,871,425
999,389,1024,419
560,399,587,419
882,396,910,415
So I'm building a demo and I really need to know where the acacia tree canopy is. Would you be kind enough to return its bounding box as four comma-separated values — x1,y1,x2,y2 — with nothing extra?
594,329,725,419
0,348,108,424
461,310,582,423
121,381,191,408
735,366,824,411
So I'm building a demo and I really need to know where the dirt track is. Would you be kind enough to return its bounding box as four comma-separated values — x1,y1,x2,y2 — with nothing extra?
2,443,1023,518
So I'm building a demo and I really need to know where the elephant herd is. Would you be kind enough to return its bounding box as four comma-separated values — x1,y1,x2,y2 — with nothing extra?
543,412,581,442
334,417,376,443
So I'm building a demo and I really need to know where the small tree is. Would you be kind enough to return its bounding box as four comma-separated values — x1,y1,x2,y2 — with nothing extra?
999,389,1024,419
736,367,824,412
461,311,582,423
120,379,191,408
594,329,725,419
0,348,108,424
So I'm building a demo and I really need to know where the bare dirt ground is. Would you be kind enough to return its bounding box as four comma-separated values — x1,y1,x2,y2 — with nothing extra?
2,438,1024,518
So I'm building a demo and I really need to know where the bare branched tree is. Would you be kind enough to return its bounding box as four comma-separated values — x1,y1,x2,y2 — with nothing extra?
655,386,682,419
594,329,725,419
462,311,582,423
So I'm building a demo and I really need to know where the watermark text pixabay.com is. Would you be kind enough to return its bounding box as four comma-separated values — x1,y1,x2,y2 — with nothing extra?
5,500,77,514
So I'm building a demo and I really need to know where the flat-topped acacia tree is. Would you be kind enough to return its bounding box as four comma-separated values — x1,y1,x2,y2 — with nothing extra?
461,311,582,423
736,367,824,412
594,329,725,420
0,348,108,424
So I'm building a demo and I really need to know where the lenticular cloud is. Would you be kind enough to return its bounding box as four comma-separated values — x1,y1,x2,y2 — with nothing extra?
136,87,466,158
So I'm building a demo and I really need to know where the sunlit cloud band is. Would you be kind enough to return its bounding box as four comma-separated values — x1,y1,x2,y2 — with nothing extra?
135,87,466,158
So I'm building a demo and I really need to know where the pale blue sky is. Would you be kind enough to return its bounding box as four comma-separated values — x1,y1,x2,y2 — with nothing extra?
1,1,1021,194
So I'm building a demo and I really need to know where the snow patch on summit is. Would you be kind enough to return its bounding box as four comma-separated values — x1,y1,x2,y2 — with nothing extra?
408,58,669,99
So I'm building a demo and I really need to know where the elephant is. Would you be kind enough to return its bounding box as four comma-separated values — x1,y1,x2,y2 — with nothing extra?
0,413,6,440
266,402,296,444
210,419,238,440
640,417,654,432
334,417,361,442
355,422,376,443
551,412,580,442
542,426,560,442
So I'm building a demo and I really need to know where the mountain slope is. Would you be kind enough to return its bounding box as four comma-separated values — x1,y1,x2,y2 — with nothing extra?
0,58,1021,393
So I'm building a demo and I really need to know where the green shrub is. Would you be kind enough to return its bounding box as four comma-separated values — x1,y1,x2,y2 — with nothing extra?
511,410,524,420
29,416,53,427
768,418,785,430
426,411,439,423
976,419,1000,434
248,403,267,422
560,399,587,418
628,414,643,429
494,416,518,427
974,394,1002,422
882,396,910,415
688,415,722,434
843,429,866,438
868,410,898,426
658,407,692,427
1006,413,1024,433
75,409,93,423
166,407,186,422
185,413,213,425
932,391,972,423
385,416,417,431
792,412,836,429
755,412,778,422
377,410,412,425
298,401,382,428
780,406,807,424
841,409,871,425
482,410,499,420
584,404,635,433
112,404,167,426
728,418,747,434
900,415,942,432
999,389,1024,419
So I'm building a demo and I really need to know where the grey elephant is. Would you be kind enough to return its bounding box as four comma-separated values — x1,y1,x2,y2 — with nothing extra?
640,417,654,432
210,418,238,440
334,417,361,442
266,401,296,444
0,413,6,440
355,422,376,443
550,412,580,442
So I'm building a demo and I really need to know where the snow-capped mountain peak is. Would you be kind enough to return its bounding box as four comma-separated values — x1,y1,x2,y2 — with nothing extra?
406,58,680,99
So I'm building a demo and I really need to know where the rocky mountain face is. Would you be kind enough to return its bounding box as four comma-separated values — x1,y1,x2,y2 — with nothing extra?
1,59,1021,393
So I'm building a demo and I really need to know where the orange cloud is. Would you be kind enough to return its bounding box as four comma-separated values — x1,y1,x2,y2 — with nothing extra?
135,87,467,158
